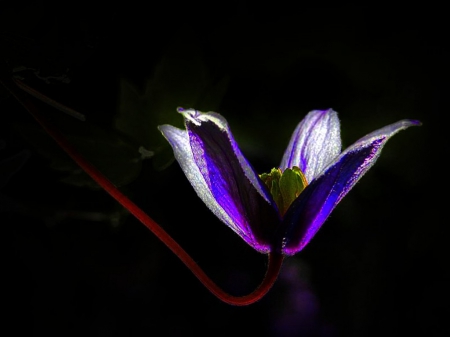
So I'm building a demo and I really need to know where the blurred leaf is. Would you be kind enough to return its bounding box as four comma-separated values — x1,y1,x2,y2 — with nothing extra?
0,141,30,213
114,28,229,170
15,123,142,189
0,146,30,189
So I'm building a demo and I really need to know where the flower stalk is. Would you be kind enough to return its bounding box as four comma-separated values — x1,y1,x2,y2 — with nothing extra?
1,76,421,306
0,76,283,305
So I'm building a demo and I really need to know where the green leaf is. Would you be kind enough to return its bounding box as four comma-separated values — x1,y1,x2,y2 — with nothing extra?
15,123,142,189
114,28,229,170
0,148,30,189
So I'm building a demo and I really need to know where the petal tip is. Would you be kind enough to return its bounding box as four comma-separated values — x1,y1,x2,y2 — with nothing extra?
177,107,203,126
395,119,422,130
157,124,171,134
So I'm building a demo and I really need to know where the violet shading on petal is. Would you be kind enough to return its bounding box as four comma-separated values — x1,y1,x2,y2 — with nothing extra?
158,125,241,235
184,110,281,253
280,109,341,183
278,119,421,255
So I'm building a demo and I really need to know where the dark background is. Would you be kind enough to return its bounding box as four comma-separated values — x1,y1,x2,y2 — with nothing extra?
1,3,447,337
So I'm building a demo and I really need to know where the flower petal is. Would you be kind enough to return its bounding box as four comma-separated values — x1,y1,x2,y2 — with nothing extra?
160,108,281,253
158,125,239,232
280,109,341,183
278,119,421,255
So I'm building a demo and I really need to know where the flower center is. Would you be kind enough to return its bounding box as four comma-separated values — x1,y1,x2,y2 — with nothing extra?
259,166,308,216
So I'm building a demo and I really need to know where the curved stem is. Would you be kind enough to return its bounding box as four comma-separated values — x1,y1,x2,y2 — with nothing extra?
1,77,284,306
12,78,86,121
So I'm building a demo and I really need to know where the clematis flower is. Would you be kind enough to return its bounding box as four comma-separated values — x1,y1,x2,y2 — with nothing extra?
158,108,420,256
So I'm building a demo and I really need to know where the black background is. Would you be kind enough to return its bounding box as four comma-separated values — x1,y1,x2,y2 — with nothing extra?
1,3,447,337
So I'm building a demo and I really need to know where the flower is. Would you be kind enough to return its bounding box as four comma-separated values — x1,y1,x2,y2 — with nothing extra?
158,108,421,256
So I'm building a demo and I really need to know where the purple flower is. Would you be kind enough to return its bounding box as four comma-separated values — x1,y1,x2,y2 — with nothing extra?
158,108,420,256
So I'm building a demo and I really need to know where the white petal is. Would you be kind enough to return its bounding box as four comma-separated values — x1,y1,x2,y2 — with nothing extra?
158,125,239,235
280,109,341,182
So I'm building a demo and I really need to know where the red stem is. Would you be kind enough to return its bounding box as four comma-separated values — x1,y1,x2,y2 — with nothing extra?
1,77,284,306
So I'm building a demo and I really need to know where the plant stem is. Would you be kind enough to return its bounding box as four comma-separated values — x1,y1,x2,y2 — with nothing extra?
1,77,284,305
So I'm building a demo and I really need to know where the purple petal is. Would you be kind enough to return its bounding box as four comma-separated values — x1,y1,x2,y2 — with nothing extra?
280,109,341,183
160,109,281,253
158,125,239,232
278,119,421,255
